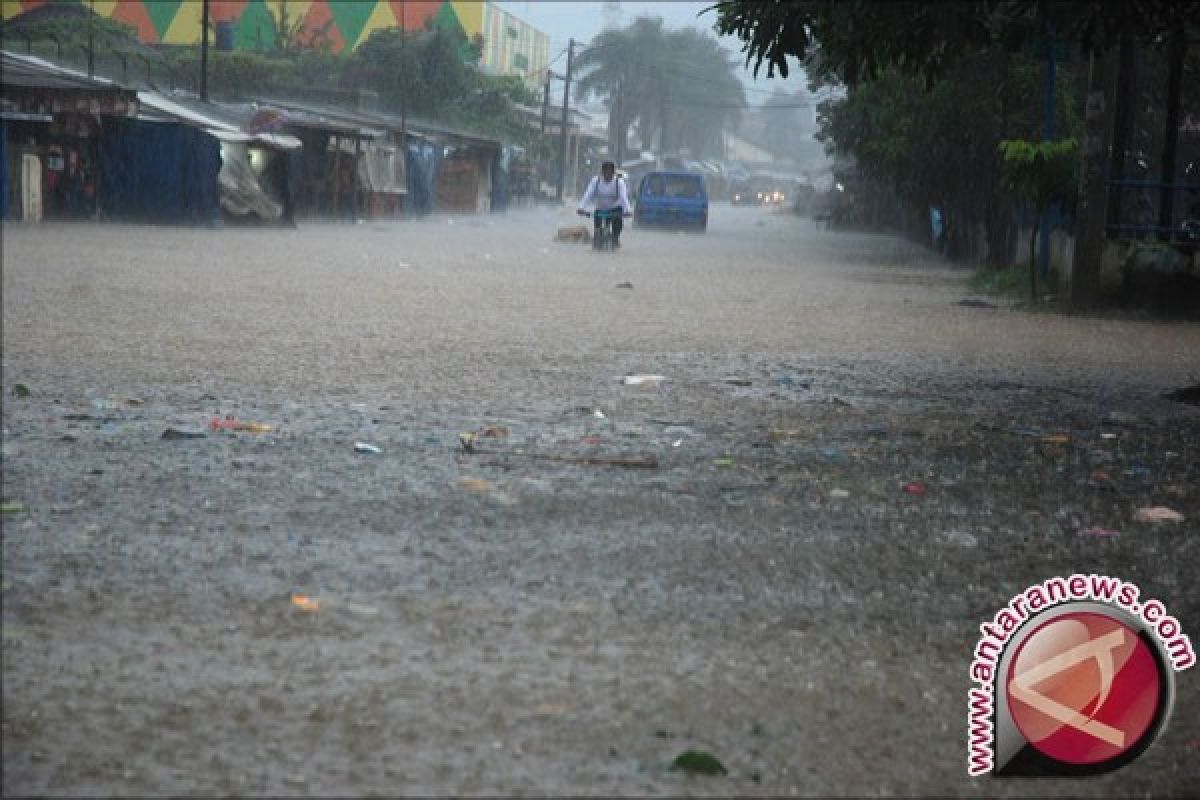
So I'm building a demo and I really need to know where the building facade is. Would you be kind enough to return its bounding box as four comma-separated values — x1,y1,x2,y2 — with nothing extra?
479,3,548,84
2,1,547,82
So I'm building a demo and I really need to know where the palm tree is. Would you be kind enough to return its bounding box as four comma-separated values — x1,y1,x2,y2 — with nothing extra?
575,17,745,162
575,17,664,163
657,28,746,157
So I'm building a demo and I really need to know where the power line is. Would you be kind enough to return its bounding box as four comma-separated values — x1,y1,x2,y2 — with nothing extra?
573,42,814,98
515,45,566,81
663,99,816,110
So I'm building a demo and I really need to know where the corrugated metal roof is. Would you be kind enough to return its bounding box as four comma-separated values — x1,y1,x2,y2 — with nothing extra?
137,91,301,150
252,94,503,149
1,50,123,92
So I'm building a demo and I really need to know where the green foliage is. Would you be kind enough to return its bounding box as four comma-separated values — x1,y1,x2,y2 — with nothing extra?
997,137,1078,214
712,1,1200,84
969,264,1028,296
345,27,475,120
8,5,550,148
814,48,1071,258
5,9,147,59
444,74,544,147
286,49,346,88
266,0,310,52
791,1,1093,266
575,18,746,160
341,27,540,146
998,136,1078,296
165,50,293,96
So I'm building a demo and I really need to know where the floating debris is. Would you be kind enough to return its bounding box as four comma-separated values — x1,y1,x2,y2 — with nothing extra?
620,374,667,386
1134,506,1185,523
1080,527,1121,537
291,594,320,613
670,749,727,776
162,427,207,440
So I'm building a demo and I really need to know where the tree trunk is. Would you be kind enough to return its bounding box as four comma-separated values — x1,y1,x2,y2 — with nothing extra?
1029,216,1038,300
1071,47,1117,310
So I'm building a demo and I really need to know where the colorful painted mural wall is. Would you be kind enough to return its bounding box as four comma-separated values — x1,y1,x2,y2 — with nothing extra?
1,0,484,54
480,3,548,82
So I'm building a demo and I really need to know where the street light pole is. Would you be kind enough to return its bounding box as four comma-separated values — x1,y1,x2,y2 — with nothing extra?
400,0,407,139
556,38,574,203
86,0,95,77
200,0,210,101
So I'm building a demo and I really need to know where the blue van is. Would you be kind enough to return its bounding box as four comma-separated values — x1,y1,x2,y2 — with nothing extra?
633,171,708,231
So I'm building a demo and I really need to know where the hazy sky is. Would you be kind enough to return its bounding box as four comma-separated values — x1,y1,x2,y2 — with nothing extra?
494,1,718,50
492,1,806,104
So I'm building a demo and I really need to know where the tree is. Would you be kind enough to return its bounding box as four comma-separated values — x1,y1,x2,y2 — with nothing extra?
711,1,1195,85
345,27,475,120
2,4,155,73
575,17,666,162
575,17,746,160
345,26,540,147
814,45,1071,264
998,137,1079,297
711,0,1199,308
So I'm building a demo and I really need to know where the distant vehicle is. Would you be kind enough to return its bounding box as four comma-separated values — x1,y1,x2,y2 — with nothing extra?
730,180,756,206
730,176,787,207
633,171,708,231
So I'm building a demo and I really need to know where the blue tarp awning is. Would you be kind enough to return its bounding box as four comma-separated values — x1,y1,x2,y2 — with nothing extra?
98,117,220,224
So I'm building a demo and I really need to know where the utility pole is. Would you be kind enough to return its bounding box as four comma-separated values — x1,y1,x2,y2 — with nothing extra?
613,77,623,166
86,0,95,77
200,0,210,101
556,38,574,203
658,91,667,168
400,0,407,138
540,69,551,134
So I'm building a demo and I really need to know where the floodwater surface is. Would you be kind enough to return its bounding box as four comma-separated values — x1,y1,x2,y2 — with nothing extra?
3,207,1198,795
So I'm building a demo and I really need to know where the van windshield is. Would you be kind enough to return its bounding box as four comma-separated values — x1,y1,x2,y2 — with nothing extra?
645,175,703,199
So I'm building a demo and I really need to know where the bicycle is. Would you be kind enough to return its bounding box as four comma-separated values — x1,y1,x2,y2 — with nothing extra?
579,208,630,252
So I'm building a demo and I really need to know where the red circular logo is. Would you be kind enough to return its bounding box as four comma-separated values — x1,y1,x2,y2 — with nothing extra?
1006,612,1162,766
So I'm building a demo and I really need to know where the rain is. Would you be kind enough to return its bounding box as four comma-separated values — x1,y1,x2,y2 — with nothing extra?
2,0,1198,795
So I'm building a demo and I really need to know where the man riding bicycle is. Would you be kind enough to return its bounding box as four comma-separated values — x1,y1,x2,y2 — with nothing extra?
577,161,632,249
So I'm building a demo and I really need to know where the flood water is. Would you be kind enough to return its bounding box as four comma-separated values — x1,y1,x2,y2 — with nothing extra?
3,206,1198,795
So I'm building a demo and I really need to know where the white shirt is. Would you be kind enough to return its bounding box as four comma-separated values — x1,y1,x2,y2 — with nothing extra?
578,175,631,213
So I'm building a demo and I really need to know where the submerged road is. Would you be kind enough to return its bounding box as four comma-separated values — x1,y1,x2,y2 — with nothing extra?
3,206,1198,795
